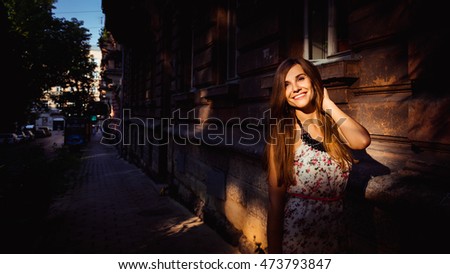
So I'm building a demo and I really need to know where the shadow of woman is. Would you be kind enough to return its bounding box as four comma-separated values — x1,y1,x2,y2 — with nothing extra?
347,149,391,198
343,149,391,253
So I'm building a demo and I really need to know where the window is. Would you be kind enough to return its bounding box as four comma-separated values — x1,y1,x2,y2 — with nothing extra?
303,0,349,60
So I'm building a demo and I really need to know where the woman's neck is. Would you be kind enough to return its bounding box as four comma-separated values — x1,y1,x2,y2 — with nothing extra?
295,109,319,125
295,109,324,142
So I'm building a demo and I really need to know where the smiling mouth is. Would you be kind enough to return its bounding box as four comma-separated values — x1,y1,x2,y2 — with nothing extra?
292,92,307,100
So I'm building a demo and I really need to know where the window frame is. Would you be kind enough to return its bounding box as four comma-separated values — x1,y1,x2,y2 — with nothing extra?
303,0,349,61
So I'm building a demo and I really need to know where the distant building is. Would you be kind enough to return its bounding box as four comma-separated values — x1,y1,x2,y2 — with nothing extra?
99,30,122,118
90,49,102,101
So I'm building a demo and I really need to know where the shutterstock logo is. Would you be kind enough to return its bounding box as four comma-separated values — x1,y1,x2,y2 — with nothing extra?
99,108,346,146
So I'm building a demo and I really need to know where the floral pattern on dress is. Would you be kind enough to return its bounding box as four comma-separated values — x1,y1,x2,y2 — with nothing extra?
282,132,350,254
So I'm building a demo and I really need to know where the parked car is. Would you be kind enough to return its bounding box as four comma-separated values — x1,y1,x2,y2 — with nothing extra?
37,126,52,137
0,133,20,145
15,130,28,143
25,124,35,131
24,130,35,141
34,129,47,138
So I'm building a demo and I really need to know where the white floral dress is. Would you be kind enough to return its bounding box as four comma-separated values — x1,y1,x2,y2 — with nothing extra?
282,129,350,254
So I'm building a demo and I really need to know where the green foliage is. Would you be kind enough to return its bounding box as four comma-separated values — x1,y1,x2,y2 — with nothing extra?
1,0,97,130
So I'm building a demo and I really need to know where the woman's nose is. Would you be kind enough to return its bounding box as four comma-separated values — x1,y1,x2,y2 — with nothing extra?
292,83,300,93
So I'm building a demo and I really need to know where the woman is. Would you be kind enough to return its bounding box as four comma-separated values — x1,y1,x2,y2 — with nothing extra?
265,57,371,253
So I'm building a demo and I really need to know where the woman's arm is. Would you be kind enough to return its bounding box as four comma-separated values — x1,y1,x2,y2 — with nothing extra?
322,88,371,150
266,145,286,253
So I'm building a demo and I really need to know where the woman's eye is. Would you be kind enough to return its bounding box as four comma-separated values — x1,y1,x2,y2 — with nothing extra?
297,76,305,81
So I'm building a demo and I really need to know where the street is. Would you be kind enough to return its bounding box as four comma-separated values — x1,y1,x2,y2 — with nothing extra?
34,129,65,159
26,130,239,253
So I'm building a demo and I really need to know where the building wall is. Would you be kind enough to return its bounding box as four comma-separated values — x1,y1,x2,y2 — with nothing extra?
102,0,450,253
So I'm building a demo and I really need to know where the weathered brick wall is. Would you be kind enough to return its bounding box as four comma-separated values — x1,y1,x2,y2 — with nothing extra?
168,125,269,252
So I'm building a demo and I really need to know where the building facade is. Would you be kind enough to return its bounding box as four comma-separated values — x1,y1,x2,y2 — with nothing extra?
101,0,450,253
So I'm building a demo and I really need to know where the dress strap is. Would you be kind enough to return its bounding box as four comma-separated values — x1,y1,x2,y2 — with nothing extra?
295,116,326,152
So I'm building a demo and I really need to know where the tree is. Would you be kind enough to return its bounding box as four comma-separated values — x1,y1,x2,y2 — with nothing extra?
1,0,96,130
44,17,97,116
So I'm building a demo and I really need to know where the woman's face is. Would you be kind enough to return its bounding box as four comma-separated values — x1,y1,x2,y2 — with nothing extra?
284,64,314,110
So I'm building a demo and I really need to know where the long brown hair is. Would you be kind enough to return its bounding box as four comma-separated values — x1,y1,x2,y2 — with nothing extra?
264,57,353,187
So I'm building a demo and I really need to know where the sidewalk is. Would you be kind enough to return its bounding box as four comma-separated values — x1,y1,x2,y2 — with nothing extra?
33,131,239,254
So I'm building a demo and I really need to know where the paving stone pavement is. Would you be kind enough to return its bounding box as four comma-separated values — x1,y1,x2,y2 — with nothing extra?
33,131,239,254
